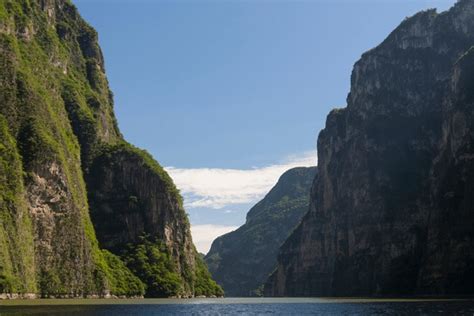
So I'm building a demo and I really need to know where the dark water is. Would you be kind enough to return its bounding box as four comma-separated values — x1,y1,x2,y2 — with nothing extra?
1,298,474,315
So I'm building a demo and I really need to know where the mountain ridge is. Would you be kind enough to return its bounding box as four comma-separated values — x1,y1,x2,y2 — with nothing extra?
206,166,317,296
265,0,474,296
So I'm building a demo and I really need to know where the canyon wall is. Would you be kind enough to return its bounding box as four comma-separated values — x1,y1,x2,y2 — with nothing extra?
266,0,474,296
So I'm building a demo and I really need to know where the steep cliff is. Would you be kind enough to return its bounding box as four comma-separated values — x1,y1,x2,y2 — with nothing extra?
206,167,317,296
87,144,222,297
0,0,220,298
266,0,474,296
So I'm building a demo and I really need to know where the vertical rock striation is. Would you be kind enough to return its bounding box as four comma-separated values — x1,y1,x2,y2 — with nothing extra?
1,0,120,295
86,144,203,297
266,0,474,296
0,0,220,297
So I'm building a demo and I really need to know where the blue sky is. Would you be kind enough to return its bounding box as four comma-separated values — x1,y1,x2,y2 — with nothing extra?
74,0,456,253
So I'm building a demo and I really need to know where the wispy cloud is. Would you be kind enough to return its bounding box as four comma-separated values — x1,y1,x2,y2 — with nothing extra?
166,151,317,210
191,224,239,254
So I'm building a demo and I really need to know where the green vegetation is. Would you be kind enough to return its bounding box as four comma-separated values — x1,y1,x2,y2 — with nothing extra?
0,115,36,294
194,254,224,297
0,273,19,294
38,270,63,297
122,236,183,298
120,236,223,298
0,0,221,298
101,250,145,297
0,0,131,296
95,143,184,208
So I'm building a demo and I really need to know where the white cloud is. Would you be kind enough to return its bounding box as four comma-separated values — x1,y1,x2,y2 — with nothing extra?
166,150,317,210
191,224,239,254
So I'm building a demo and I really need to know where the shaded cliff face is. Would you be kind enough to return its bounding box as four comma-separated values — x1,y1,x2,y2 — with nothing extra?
86,144,202,297
418,47,474,294
266,1,474,296
206,167,317,297
0,0,219,298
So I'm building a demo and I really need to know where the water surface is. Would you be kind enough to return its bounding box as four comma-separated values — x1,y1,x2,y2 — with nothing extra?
1,298,474,315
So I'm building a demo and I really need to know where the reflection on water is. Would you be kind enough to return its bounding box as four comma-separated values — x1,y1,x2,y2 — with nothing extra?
1,298,474,315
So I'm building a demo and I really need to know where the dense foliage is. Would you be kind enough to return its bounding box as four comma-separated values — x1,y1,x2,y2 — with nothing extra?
122,236,184,298
0,115,36,293
102,250,145,297
0,0,221,298
0,0,125,295
194,255,224,297
119,236,223,298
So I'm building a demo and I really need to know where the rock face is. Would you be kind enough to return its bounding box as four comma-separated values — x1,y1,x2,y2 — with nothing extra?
206,167,317,296
265,1,474,296
0,0,220,298
86,144,201,297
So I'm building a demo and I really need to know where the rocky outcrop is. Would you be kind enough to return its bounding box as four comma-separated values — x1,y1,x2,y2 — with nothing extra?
87,144,200,297
1,0,118,295
0,0,219,298
265,0,474,296
206,167,317,296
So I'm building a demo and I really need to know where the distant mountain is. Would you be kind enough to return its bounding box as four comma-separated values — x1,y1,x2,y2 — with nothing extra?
205,167,317,296
266,0,474,296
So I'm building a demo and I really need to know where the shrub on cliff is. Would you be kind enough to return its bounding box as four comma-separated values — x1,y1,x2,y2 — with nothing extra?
122,236,183,298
